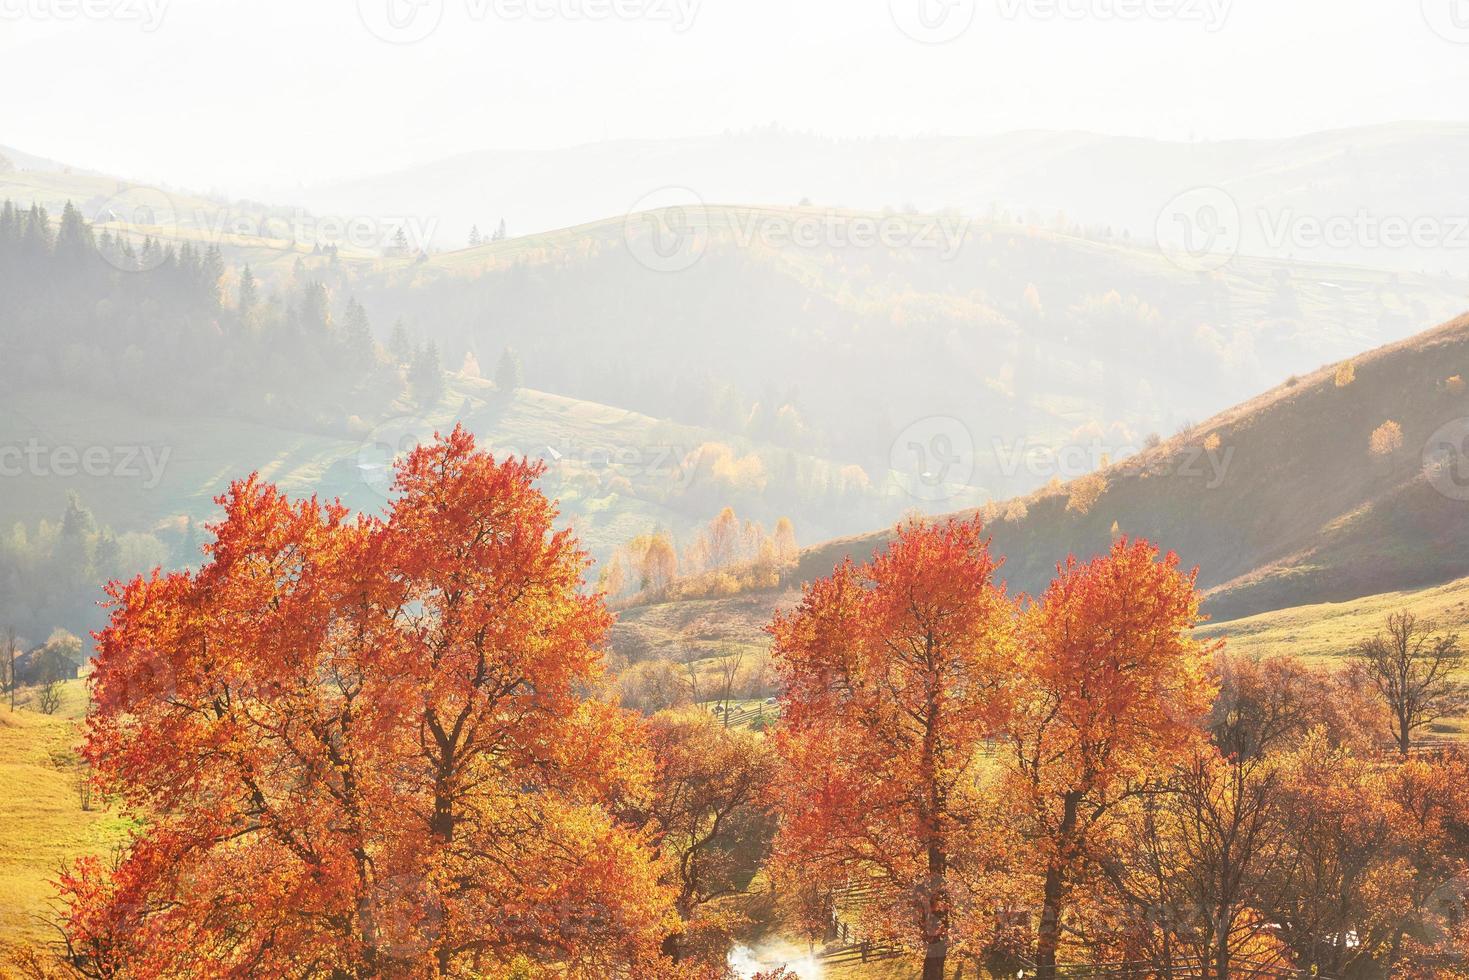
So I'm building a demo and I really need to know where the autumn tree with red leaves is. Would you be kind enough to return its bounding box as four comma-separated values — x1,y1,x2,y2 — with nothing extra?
61,426,674,978
1002,538,1217,978
768,517,1018,980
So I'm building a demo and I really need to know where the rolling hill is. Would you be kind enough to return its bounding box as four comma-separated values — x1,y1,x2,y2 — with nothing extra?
4,144,1469,662
0,684,130,952
355,204,1469,504
295,123,1469,271
0,374,881,579
4,143,1466,513
613,310,1469,667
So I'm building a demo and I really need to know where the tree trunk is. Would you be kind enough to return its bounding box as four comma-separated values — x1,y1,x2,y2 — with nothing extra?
1035,863,1065,979
1036,791,1081,979
430,762,455,974
918,663,948,980
431,771,454,841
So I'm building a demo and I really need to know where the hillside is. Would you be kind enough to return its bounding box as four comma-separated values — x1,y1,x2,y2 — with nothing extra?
0,166,396,282
5,148,1467,509
0,687,130,953
0,373,880,620
614,311,1469,662
3,147,1466,509
1197,575,1469,670
807,311,1469,615
297,124,1469,271
4,154,1468,656
356,204,1468,505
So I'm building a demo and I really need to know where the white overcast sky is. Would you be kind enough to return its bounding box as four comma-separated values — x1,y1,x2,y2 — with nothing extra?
2,0,1467,195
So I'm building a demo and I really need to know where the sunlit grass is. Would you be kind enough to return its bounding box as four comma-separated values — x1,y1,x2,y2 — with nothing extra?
0,685,131,954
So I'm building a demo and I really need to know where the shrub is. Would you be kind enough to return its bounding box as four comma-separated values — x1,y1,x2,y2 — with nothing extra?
1369,420,1404,457
1334,360,1356,387
1066,473,1107,515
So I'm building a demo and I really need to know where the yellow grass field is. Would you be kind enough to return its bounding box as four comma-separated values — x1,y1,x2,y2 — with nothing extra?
1201,574,1469,667
0,683,131,959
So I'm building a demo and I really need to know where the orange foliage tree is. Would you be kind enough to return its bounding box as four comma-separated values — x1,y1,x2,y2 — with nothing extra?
1001,538,1218,978
1260,737,1469,977
768,517,1017,980
640,534,678,595
60,427,674,978
636,709,776,963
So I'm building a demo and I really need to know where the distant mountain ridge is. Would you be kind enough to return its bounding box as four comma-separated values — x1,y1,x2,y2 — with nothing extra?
0,143,80,174
293,123,1469,270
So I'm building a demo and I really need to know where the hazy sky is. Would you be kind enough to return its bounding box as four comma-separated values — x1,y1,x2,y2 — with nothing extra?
3,0,1467,195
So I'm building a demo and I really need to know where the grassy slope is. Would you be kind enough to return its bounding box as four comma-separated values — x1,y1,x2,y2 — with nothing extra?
1198,574,1469,738
0,685,130,954
362,205,1469,545
612,313,1469,708
792,312,1469,617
